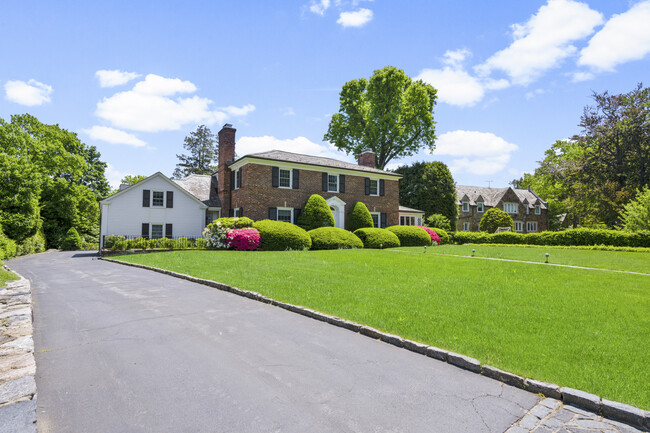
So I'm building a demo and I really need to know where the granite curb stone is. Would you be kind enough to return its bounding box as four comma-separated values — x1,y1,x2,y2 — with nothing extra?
101,257,650,430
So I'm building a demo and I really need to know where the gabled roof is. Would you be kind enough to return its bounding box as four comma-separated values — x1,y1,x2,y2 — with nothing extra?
399,205,425,214
456,185,547,209
232,150,401,177
173,174,221,208
100,172,208,208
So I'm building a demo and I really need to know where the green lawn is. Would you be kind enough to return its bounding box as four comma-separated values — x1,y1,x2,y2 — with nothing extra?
410,244,650,274
113,248,650,409
0,265,18,287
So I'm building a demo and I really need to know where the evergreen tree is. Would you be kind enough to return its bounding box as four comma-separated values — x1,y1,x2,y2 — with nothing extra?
173,125,217,178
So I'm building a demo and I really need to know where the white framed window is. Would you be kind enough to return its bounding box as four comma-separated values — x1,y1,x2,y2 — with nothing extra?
400,215,417,226
477,202,484,213
207,210,221,224
369,179,379,196
233,208,241,217
463,222,470,231
328,174,339,192
514,221,523,232
151,224,163,239
279,169,292,188
503,202,518,214
371,212,380,228
152,191,164,207
277,207,293,223
535,205,541,215
462,201,469,212
234,169,241,190
526,206,530,215
527,221,538,232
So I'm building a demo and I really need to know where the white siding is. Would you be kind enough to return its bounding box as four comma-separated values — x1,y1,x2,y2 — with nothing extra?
100,175,206,246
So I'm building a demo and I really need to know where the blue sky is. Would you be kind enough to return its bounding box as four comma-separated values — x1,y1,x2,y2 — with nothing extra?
2,0,649,189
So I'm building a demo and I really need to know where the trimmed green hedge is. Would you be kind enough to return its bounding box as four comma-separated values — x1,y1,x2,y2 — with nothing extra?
297,194,335,231
433,227,450,245
386,225,431,247
308,227,364,250
213,217,254,229
61,227,82,251
253,220,312,251
353,228,400,249
452,228,650,247
347,202,373,232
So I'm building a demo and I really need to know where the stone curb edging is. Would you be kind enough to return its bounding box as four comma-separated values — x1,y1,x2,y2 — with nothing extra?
101,257,650,431
0,266,38,433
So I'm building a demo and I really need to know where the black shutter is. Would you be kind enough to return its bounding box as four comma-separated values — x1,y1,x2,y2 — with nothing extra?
166,191,173,208
141,223,149,238
269,207,277,220
236,168,242,189
228,208,234,217
365,178,370,195
142,190,150,207
294,208,301,223
239,207,243,216
272,167,279,187
165,224,173,238
322,173,328,191
380,213,387,228
292,169,299,189
339,175,345,193
379,179,385,196
230,170,235,190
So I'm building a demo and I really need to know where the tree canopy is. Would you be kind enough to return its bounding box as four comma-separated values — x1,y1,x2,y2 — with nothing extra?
121,174,148,185
394,161,457,228
479,208,514,233
174,125,218,178
324,66,437,170
621,187,650,231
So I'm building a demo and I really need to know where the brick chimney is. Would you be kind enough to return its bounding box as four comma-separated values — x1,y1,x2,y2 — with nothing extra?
357,150,376,168
218,124,236,215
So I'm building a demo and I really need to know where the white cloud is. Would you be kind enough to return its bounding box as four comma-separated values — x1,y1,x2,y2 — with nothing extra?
95,74,254,132
337,8,373,27
525,88,545,100
82,126,146,147
578,0,650,71
95,70,141,87
476,0,603,85
570,71,594,82
237,136,348,160
417,67,485,107
309,0,330,15
430,130,518,175
4,79,53,106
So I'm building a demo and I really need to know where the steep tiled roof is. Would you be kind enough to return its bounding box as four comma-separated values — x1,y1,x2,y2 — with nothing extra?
236,150,401,176
456,185,547,209
173,174,221,207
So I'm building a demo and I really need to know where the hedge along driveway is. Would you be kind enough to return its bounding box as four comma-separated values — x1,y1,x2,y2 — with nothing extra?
113,249,650,410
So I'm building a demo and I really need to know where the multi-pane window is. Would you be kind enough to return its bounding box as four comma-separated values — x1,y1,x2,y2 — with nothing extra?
463,222,470,231
369,179,378,196
477,202,484,212
400,215,416,226
233,208,241,217
527,221,538,232
234,169,241,190
279,169,291,188
371,213,380,228
151,224,163,239
514,221,523,232
277,208,293,223
535,205,541,215
462,201,469,212
328,174,338,192
503,202,518,213
152,191,164,207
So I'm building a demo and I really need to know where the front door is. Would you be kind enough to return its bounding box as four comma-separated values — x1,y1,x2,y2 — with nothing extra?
326,196,347,229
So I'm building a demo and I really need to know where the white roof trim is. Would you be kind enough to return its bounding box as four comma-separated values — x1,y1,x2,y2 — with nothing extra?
326,196,347,207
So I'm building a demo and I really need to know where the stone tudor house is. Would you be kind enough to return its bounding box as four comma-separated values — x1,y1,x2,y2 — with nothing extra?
456,185,549,233
99,124,421,247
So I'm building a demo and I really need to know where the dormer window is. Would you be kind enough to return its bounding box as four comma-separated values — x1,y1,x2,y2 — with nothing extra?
477,202,484,212
535,205,541,215
462,201,469,212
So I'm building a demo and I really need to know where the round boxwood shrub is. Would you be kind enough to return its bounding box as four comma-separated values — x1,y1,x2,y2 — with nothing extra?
353,228,400,249
432,227,450,244
386,225,431,247
479,208,514,233
308,227,364,250
297,194,335,231
347,202,373,232
253,220,312,251
61,227,82,251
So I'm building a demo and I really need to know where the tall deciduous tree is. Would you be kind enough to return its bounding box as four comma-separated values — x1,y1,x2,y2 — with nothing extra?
324,66,437,170
174,125,217,178
395,161,457,229
121,175,148,185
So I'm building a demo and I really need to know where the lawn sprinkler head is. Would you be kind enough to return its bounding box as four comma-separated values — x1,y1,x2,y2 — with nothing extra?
545,252,550,263
472,249,475,257
424,245,427,253
380,243,383,249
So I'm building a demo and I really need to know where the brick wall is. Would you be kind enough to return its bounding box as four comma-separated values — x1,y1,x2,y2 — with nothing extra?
457,201,549,233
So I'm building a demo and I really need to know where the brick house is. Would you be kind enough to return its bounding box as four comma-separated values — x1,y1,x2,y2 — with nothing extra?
456,185,549,233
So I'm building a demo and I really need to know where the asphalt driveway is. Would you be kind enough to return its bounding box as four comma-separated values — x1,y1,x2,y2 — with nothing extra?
7,251,539,432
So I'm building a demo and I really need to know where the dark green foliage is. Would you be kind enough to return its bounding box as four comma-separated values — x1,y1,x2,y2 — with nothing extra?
353,228,400,249
308,227,364,250
16,231,46,256
451,228,650,247
347,202,373,232
0,152,42,242
0,229,17,260
253,220,312,251
297,194,335,231
174,125,217,178
386,225,431,246
395,162,457,229
425,214,451,231
106,237,204,251
61,227,82,251
213,217,254,229
479,208,514,233
432,228,450,245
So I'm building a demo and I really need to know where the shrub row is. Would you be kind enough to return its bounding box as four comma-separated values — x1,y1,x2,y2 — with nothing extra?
386,226,431,247
107,236,206,251
432,228,450,245
451,228,650,247
1,226,46,260
253,220,312,251
353,228,400,249
308,227,363,250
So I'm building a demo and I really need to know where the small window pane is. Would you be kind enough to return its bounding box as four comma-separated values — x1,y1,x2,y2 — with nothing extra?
535,205,541,215
515,222,523,232
477,202,484,212
328,175,338,192
372,213,379,228
279,169,291,188
369,180,378,195
152,224,163,239
277,209,292,223
152,191,164,206
462,202,469,212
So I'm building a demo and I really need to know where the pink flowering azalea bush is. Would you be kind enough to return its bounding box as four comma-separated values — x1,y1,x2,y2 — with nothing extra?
225,228,261,251
417,226,441,245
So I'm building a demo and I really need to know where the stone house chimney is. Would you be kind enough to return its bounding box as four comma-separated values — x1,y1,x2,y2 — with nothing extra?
218,124,236,215
357,150,376,169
